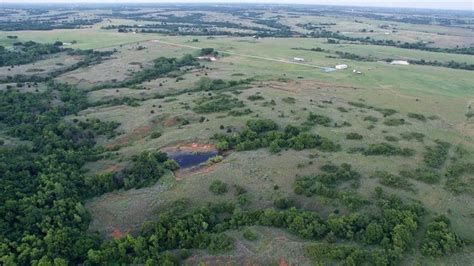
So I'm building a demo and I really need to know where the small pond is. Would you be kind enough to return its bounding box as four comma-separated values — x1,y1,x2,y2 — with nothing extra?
167,150,218,168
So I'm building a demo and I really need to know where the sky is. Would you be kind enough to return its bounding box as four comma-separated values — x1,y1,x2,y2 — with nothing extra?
1,0,473,11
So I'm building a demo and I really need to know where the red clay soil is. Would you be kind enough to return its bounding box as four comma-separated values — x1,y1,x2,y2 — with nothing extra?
111,227,126,239
279,259,289,266
161,117,179,127
161,142,216,153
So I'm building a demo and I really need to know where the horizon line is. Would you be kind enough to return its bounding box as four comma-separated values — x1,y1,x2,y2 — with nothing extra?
1,2,473,12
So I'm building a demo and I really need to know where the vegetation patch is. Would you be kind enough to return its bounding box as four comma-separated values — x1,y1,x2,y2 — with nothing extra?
400,132,425,142
305,112,332,127
346,132,363,140
209,180,229,195
193,94,245,113
399,168,441,184
423,140,451,168
214,119,339,153
383,118,406,126
374,171,413,191
421,216,464,257
362,143,415,156
407,112,427,122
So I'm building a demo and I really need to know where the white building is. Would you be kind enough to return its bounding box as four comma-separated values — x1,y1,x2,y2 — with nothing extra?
293,57,305,62
197,56,217,62
335,64,348,70
390,60,410,65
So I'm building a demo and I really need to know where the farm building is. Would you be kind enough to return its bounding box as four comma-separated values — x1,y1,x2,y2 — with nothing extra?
197,56,217,62
293,57,305,62
335,64,348,70
390,60,410,65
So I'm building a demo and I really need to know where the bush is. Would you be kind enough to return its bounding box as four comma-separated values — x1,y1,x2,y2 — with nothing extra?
421,216,463,257
247,94,264,101
274,197,297,209
242,228,258,241
228,108,252,116
383,118,405,126
346,132,363,140
164,159,180,170
364,116,379,122
208,233,234,252
375,171,412,190
209,180,228,195
407,112,427,121
385,136,398,142
400,132,425,142
363,143,415,156
399,168,440,184
246,119,278,133
193,94,244,113
234,184,247,195
423,140,450,168
150,131,162,139
282,97,296,104
306,112,332,127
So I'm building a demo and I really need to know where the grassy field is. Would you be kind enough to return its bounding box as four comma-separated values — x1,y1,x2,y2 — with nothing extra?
2,6,474,264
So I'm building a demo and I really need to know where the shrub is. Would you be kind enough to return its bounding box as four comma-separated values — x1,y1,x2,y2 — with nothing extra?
306,112,332,127
383,118,405,126
193,94,244,113
385,136,398,142
150,131,162,139
205,155,224,166
364,143,415,156
375,171,412,190
399,168,440,184
207,233,234,252
242,228,258,241
282,97,296,104
228,108,252,116
423,140,451,168
274,197,297,209
248,94,264,101
234,184,247,195
216,140,229,151
246,119,278,133
421,216,463,257
364,116,378,122
374,107,397,117
346,132,363,140
407,112,427,121
209,180,228,195
400,132,425,142
164,159,180,170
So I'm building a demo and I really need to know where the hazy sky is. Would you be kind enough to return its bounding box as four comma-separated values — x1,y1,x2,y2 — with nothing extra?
1,0,473,11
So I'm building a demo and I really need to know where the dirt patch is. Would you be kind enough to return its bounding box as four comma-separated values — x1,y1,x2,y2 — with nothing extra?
161,142,216,153
279,259,289,266
161,116,179,127
111,227,128,239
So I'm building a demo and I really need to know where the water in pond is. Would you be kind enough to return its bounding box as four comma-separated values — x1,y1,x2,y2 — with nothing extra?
167,151,218,168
